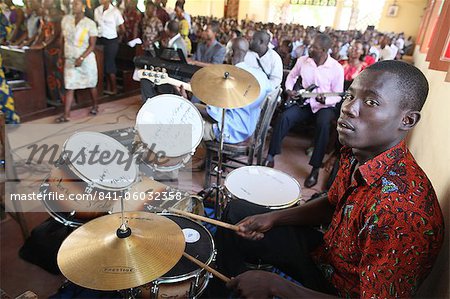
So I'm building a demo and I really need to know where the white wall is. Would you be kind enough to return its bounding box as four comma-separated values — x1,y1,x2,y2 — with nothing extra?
409,47,450,298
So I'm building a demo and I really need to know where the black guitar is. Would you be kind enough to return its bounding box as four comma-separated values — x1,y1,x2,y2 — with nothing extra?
283,84,346,110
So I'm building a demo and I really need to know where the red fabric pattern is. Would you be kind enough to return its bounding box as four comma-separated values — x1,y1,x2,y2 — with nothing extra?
312,141,444,298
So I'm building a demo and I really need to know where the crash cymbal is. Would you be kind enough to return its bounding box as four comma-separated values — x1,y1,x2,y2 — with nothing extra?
57,212,185,291
190,64,261,109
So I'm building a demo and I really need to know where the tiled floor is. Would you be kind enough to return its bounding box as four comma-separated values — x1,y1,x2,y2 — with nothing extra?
1,95,333,298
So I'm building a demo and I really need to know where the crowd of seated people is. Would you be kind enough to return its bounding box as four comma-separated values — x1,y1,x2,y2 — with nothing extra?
0,0,412,128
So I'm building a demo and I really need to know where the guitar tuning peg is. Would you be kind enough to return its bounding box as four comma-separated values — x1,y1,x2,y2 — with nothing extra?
162,68,167,73
144,65,148,70
149,66,154,71
155,67,161,72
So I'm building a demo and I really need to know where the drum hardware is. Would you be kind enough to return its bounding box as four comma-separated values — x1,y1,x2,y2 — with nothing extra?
190,64,261,218
182,252,230,283
136,214,217,298
41,132,139,227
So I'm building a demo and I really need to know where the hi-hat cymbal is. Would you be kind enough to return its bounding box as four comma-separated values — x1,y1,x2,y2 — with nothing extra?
57,212,185,291
191,64,261,109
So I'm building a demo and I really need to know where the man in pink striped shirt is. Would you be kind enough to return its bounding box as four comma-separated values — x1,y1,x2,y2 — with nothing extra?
265,33,344,188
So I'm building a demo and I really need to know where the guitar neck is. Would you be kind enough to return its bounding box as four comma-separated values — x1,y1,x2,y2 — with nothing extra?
137,69,192,92
165,77,192,92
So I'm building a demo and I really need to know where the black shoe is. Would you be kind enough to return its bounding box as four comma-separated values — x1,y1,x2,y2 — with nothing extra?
304,168,319,188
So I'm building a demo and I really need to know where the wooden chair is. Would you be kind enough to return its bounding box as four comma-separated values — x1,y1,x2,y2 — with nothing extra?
203,88,282,188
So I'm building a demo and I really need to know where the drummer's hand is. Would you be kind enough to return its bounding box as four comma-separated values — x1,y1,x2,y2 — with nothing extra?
315,94,326,104
286,89,298,99
227,270,279,299
236,213,274,240
187,57,196,65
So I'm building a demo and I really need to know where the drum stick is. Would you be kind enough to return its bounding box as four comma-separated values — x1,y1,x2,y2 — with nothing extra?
167,207,240,232
182,252,231,283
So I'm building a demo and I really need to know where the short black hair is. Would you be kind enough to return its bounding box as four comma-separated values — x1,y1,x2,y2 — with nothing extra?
366,60,429,111
167,20,179,33
314,33,332,51
209,20,220,34
175,0,184,10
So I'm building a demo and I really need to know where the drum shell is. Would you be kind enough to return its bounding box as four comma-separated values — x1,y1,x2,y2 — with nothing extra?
134,94,204,172
133,135,192,172
139,214,215,299
42,165,118,227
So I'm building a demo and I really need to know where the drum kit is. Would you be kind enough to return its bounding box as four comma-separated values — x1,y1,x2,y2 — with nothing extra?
38,64,303,298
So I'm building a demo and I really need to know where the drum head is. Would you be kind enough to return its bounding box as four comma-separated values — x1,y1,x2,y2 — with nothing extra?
136,94,204,157
63,132,137,190
161,214,214,278
225,166,301,208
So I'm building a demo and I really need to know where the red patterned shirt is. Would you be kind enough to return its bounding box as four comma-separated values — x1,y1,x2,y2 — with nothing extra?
123,8,142,42
313,141,444,298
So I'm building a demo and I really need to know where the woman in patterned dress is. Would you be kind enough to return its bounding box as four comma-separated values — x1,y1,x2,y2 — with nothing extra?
141,1,163,55
31,0,65,104
0,55,20,124
56,0,98,122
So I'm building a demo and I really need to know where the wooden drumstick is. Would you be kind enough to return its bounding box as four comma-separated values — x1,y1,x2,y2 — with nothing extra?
167,207,240,232
182,252,231,283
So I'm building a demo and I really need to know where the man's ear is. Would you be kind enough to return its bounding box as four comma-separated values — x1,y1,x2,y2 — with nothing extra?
400,110,421,131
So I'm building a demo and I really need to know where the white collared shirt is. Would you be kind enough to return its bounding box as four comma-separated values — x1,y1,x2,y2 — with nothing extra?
244,48,283,89
168,33,181,48
94,4,124,39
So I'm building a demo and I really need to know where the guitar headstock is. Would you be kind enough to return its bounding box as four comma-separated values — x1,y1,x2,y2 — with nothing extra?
137,66,170,85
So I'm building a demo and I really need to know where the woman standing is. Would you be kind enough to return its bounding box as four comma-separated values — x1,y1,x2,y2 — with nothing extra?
174,1,191,55
31,0,65,104
0,55,20,124
94,0,124,95
56,0,98,123
141,1,163,55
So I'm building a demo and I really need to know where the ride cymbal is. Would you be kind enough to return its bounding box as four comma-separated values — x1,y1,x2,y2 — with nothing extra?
57,212,185,291
190,64,261,109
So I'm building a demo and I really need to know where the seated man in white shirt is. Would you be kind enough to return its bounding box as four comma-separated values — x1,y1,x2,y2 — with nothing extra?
179,37,273,144
379,35,395,61
244,30,283,90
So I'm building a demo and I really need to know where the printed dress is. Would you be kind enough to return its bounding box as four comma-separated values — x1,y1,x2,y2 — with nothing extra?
61,15,98,90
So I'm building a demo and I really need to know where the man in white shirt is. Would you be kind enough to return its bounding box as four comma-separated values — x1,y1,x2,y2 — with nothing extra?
378,35,395,61
244,30,283,90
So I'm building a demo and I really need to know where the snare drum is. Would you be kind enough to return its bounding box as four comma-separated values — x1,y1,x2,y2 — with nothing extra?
139,214,215,298
135,94,204,172
41,132,138,227
224,166,301,209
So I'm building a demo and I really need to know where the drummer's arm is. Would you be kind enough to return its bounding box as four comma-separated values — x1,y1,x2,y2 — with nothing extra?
270,195,334,227
237,196,334,240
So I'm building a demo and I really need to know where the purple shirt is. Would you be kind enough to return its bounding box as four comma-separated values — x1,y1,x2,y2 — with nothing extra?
286,55,344,113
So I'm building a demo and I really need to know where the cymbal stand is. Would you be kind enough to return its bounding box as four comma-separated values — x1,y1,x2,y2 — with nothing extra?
198,107,227,220
214,107,227,219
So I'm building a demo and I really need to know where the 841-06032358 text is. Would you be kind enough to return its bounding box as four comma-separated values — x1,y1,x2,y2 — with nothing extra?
10,191,184,201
